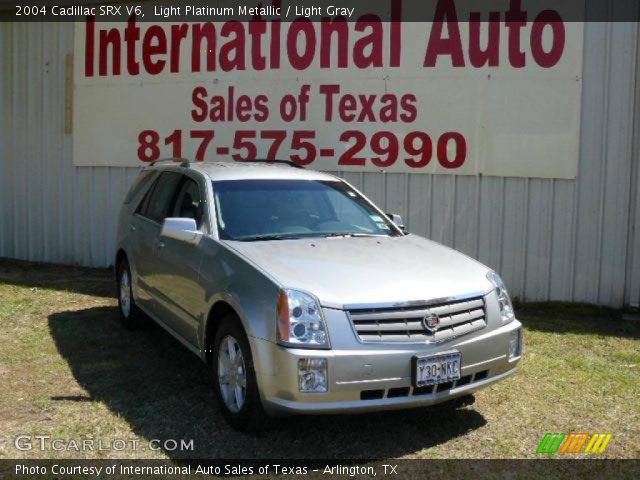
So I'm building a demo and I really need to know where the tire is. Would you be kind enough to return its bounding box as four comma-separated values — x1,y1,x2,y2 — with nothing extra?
116,258,145,329
212,315,268,431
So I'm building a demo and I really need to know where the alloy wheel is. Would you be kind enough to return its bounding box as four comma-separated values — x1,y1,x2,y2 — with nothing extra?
217,335,247,413
119,269,131,318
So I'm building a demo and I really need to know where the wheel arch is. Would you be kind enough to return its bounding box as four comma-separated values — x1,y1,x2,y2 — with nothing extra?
203,300,242,365
115,249,128,277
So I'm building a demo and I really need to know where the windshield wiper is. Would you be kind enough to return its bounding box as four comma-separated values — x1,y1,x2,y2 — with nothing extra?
237,234,301,242
318,232,383,238
237,232,386,241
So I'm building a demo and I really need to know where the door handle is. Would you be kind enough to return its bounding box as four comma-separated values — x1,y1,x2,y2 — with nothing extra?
129,225,136,232
156,240,165,249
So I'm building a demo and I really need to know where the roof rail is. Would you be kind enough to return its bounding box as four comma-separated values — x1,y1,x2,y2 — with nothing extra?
235,159,305,169
149,158,191,168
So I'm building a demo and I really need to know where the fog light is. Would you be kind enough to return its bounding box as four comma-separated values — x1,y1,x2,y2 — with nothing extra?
508,328,523,360
298,358,328,393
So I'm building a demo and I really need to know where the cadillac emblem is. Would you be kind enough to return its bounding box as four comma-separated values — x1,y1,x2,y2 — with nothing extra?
422,312,440,333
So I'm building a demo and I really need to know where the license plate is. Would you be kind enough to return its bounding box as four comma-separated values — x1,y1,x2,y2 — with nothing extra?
413,352,461,387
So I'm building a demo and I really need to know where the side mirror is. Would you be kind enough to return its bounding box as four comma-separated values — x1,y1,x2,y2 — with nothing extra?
161,218,202,245
386,212,408,234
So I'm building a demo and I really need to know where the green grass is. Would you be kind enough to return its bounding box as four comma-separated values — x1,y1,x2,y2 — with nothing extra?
0,259,638,459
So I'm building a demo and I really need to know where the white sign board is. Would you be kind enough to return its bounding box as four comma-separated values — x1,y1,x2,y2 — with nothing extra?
73,6,583,178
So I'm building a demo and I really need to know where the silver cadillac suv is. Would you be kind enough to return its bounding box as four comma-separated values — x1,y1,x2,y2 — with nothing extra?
115,159,523,430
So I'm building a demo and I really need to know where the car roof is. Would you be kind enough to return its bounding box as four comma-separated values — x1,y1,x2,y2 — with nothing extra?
148,161,341,182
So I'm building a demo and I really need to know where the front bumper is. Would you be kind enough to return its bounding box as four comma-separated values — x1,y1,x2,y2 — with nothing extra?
251,307,523,415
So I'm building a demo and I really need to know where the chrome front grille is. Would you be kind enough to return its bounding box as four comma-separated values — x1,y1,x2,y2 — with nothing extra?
348,296,487,343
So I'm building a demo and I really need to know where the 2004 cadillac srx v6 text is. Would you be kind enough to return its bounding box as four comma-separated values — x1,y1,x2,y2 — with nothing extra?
115,159,523,429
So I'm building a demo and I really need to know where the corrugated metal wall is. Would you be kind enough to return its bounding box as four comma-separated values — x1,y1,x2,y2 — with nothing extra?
1,18,639,308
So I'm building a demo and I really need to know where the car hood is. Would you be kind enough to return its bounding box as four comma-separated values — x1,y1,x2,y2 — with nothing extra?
225,234,493,309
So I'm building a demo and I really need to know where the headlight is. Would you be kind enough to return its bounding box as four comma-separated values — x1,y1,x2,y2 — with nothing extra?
487,271,515,324
277,289,329,348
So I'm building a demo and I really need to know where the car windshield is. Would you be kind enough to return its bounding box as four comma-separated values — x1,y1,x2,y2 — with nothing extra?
213,179,400,241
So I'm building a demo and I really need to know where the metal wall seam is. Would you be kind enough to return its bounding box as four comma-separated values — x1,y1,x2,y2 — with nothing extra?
624,18,640,308
603,22,636,306
573,20,609,304
0,23,6,257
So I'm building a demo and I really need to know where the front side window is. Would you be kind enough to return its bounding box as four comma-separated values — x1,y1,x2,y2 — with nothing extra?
171,177,204,228
212,179,400,241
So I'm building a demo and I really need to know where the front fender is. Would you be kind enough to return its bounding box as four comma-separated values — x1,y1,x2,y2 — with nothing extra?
198,237,281,358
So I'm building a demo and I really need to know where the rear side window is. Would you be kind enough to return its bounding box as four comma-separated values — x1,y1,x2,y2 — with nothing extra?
137,172,183,224
123,170,156,205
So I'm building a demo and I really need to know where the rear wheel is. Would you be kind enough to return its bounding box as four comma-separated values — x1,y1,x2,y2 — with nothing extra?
117,258,145,329
213,315,268,431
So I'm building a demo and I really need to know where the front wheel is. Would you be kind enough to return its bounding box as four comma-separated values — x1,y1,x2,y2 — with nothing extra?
213,316,268,431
